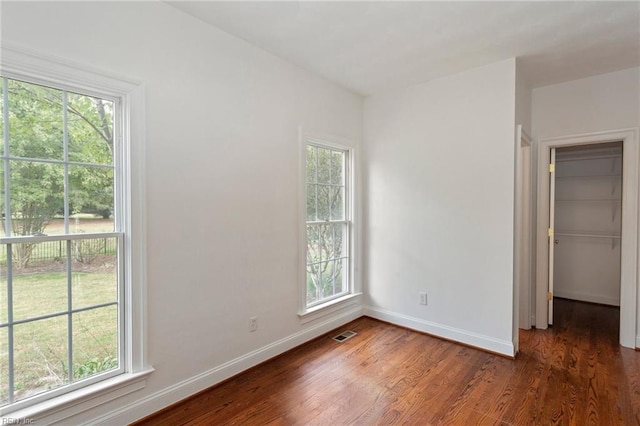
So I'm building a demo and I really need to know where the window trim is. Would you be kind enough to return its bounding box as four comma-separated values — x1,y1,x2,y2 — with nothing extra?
298,129,361,320
0,44,152,422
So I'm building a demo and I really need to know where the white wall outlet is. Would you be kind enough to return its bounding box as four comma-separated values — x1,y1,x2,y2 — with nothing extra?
419,292,427,305
249,316,258,332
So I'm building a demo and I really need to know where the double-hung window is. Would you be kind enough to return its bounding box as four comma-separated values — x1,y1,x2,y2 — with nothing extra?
304,141,353,309
0,48,148,418
0,76,122,410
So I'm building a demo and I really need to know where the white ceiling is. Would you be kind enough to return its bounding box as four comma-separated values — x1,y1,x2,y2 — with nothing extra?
168,1,640,96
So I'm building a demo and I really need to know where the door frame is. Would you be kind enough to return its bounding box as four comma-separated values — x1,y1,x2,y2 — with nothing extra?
547,147,556,325
535,128,639,348
514,125,533,341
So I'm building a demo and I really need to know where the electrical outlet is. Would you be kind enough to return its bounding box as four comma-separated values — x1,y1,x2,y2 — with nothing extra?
419,292,427,305
249,316,258,332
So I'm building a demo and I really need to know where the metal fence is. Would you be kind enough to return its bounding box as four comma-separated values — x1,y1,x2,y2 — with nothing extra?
0,237,117,266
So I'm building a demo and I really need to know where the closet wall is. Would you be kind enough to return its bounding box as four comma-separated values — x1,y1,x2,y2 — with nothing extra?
553,143,623,306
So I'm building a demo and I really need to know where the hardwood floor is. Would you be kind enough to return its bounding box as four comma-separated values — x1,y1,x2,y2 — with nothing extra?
134,298,640,425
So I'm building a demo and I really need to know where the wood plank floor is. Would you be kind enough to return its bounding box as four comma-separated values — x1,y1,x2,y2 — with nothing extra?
134,298,640,425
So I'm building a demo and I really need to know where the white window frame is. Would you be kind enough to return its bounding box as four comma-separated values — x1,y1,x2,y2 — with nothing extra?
0,45,152,423
298,130,361,322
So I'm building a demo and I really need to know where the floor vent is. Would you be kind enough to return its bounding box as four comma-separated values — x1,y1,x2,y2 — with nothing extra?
333,330,357,342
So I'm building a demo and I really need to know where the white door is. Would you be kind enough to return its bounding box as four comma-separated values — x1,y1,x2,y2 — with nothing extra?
548,148,556,325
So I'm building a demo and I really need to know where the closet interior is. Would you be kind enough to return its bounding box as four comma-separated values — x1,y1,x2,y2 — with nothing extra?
553,142,623,307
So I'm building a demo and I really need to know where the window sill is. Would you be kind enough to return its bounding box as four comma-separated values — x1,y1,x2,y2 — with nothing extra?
298,293,362,324
2,368,154,425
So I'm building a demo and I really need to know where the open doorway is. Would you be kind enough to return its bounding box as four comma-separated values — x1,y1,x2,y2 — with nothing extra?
535,128,639,349
551,142,622,337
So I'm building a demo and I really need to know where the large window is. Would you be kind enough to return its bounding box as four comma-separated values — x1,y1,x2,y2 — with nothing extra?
305,142,351,308
0,76,124,411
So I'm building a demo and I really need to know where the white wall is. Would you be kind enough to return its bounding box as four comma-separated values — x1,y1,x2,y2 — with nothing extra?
1,2,363,423
533,68,640,138
515,63,532,134
363,59,517,356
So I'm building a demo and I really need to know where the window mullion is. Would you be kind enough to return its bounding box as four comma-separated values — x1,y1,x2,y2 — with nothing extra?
306,219,348,226
117,234,125,371
63,91,74,384
345,221,350,293
328,150,332,221
314,147,318,222
66,240,73,384
0,156,112,168
328,149,332,187
331,224,336,295
344,152,349,221
63,91,69,234
7,244,14,404
318,223,323,302
112,97,121,234
3,78,11,237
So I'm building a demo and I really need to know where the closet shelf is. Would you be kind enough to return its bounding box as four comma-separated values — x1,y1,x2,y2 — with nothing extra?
555,155,621,163
555,174,621,180
555,231,621,239
555,198,621,203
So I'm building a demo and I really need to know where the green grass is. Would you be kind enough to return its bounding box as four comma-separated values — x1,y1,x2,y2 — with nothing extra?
0,218,120,403
0,270,118,403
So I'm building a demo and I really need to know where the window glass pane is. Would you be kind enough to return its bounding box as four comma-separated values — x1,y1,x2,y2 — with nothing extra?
320,260,336,300
336,257,347,294
308,260,344,303
12,242,67,321
9,160,64,237
72,237,118,309
316,147,332,184
0,327,8,405
72,306,118,381
8,80,63,161
318,223,336,262
332,222,346,259
317,185,330,221
306,184,316,222
0,78,4,156
306,264,320,305
67,93,113,165
330,187,344,220
69,165,114,232
315,224,326,264
330,150,344,185
306,145,316,183
0,160,4,237
14,315,68,402
306,225,320,265
0,261,7,325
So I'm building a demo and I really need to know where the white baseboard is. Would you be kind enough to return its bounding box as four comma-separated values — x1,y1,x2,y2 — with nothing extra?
553,289,620,306
89,305,363,425
636,335,640,349
363,305,514,357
